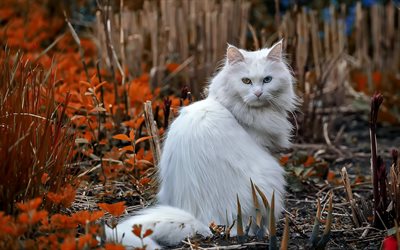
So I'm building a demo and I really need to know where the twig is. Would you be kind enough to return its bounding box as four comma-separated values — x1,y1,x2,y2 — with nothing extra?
161,56,194,86
369,93,383,228
64,12,89,81
143,101,161,167
323,122,332,146
97,0,120,106
247,23,259,50
34,33,65,63
341,167,361,227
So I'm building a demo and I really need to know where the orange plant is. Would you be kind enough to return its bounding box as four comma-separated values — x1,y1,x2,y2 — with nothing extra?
0,50,75,214
0,1,190,248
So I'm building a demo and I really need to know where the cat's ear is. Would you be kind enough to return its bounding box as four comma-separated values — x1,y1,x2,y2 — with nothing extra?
267,39,283,61
227,45,244,65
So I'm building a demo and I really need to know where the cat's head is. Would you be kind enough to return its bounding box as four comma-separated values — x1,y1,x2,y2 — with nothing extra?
209,40,297,111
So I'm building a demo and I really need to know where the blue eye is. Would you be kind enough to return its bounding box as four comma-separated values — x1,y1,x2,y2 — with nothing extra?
263,76,273,83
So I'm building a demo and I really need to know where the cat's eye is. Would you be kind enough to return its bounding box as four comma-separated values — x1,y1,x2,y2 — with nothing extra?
241,78,252,84
263,76,273,84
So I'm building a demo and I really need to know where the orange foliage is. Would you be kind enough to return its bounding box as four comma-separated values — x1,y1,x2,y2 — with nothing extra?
166,63,180,72
48,214,77,230
0,212,19,237
71,210,105,226
77,234,98,248
47,184,76,208
279,155,290,165
132,224,142,237
0,0,183,248
104,243,126,250
18,210,48,226
113,134,131,141
303,155,315,168
60,237,77,250
139,177,152,186
128,74,154,105
16,197,43,212
143,229,154,238
97,202,126,217
41,173,49,185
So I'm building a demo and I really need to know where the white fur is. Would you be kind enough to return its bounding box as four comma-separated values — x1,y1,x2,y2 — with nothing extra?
105,205,211,249
106,42,297,248
208,43,298,150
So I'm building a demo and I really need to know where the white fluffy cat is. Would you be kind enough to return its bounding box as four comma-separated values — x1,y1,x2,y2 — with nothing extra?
105,40,298,249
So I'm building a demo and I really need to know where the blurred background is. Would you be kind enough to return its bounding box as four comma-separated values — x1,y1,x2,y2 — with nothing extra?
73,0,400,142
1,0,399,188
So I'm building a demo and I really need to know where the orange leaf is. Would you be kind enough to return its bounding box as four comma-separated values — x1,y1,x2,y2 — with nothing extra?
49,214,77,230
104,243,126,250
99,138,108,145
47,184,76,208
327,170,336,182
41,173,49,185
372,71,382,89
140,177,151,186
303,156,315,167
78,234,98,248
18,213,29,224
97,202,126,217
143,229,153,238
93,81,107,92
16,197,42,212
0,7,14,20
31,210,48,225
166,63,180,72
79,80,91,88
46,192,63,205
113,134,131,141
279,155,290,165
60,237,77,250
132,224,142,237
135,136,152,145
72,210,105,225
354,176,365,184
352,72,367,92
129,129,135,141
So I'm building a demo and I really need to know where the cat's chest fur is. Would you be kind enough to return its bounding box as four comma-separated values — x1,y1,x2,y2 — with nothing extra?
234,107,292,150
215,95,293,151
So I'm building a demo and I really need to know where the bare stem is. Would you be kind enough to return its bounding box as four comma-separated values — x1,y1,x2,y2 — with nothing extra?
369,92,383,227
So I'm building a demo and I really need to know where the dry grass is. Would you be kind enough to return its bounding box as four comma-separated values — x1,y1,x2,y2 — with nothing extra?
0,49,75,215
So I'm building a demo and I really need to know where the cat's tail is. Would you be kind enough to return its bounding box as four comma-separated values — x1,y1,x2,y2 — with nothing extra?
105,205,212,249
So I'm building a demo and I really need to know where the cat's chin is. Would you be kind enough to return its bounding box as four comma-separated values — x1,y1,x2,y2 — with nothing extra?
245,100,270,108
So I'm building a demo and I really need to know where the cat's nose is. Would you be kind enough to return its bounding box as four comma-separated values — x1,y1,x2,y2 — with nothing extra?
254,90,263,98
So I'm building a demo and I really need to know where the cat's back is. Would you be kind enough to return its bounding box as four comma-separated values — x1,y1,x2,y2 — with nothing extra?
168,97,235,135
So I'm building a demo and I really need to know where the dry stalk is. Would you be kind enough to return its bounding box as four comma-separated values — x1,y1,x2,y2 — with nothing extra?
97,0,120,106
94,0,251,96
341,167,361,227
64,13,89,81
369,93,384,228
143,101,161,167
